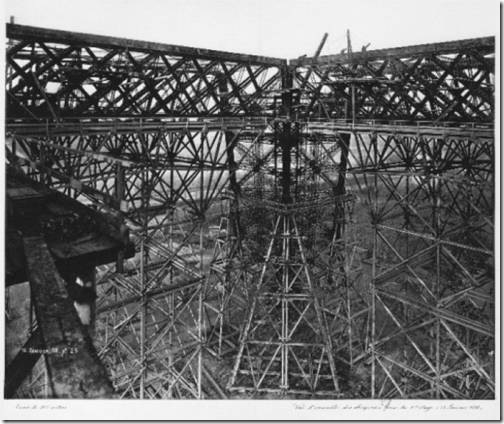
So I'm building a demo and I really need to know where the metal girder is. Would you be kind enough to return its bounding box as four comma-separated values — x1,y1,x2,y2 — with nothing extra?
292,37,494,122
6,24,495,123
6,24,284,119
8,24,286,66
290,37,494,66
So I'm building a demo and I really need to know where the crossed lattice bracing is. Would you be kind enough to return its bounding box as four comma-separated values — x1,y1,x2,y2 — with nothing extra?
327,122,493,398
292,38,494,122
6,118,274,398
7,119,271,219
5,23,495,399
227,211,340,395
6,24,284,119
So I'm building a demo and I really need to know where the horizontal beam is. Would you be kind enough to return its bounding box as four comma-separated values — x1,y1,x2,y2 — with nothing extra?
305,121,494,139
290,36,495,66
6,117,272,137
377,288,493,337
7,23,286,67
7,118,492,138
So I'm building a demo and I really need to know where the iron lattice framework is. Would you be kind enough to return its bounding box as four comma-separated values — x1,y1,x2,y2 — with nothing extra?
6,24,284,119
309,121,494,398
4,23,495,399
7,117,274,398
292,38,494,122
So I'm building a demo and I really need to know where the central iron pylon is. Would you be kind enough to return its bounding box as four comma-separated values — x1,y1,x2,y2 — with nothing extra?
208,120,365,397
228,211,339,395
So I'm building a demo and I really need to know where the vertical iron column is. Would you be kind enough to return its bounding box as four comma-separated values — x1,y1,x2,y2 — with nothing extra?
219,69,242,240
281,65,293,119
115,164,126,273
334,133,351,241
279,122,293,203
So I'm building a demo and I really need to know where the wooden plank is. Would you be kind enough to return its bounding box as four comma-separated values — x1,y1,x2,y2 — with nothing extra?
8,167,131,246
6,186,46,201
22,235,116,398
50,234,119,259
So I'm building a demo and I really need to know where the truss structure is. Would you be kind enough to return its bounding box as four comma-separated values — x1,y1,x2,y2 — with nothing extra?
292,38,494,122
6,24,283,119
5,23,495,399
312,121,494,398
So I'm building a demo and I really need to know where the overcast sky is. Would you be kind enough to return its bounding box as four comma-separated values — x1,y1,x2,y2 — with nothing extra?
4,0,499,59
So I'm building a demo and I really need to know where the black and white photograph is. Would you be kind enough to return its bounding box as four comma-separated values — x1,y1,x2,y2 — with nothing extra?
1,0,500,420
